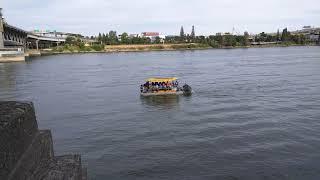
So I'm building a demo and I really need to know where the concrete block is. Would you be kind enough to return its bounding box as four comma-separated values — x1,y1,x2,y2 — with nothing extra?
0,101,87,180
0,101,38,179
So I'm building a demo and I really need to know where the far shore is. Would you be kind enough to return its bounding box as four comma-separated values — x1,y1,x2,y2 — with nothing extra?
29,43,319,57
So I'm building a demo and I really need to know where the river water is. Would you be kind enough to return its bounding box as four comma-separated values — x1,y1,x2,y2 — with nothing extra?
1,46,320,180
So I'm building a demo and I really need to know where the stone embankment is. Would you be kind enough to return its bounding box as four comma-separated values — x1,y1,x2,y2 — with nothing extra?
0,101,87,180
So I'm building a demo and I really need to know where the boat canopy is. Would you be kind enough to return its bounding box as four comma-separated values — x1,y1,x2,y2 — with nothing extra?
146,77,178,83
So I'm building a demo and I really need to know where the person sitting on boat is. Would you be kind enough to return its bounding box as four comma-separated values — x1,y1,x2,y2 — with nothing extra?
155,82,158,90
162,82,166,90
146,84,150,92
140,85,143,93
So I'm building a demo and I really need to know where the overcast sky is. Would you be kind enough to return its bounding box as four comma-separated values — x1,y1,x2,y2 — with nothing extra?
1,0,320,36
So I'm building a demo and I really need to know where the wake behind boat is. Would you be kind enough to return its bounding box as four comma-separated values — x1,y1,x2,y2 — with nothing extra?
140,77,192,96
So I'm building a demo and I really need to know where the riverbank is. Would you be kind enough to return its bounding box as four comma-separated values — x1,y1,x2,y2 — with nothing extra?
33,43,212,56
47,43,211,54
27,43,319,58
104,43,211,52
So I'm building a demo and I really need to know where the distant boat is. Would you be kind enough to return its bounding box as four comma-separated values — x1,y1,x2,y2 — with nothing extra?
140,77,192,96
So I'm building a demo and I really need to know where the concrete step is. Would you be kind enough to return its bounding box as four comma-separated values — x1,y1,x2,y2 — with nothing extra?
37,155,84,180
7,130,54,180
82,168,87,180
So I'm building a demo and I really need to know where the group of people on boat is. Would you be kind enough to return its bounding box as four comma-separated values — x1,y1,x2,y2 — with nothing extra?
140,80,179,93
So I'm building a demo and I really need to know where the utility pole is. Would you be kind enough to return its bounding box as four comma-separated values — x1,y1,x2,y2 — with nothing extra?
0,8,4,48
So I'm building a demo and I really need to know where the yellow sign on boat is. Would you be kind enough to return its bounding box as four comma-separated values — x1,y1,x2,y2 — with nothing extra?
146,77,178,83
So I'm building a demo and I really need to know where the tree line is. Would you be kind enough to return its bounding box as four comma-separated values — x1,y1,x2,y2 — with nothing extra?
95,31,152,45
65,27,315,48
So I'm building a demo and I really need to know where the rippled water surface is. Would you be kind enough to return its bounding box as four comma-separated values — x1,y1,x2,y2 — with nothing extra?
1,47,320,180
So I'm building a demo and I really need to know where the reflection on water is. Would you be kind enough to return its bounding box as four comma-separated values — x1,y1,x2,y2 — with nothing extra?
0,64,18,97
140,95,181,109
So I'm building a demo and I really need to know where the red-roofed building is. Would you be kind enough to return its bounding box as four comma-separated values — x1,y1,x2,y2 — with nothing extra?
141,32,166,42
141,32,161,42
142,32,160,37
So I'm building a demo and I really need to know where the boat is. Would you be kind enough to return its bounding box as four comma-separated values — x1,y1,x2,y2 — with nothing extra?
140,77,192,96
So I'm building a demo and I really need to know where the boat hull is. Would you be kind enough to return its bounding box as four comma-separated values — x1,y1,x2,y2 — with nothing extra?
140,91,184,97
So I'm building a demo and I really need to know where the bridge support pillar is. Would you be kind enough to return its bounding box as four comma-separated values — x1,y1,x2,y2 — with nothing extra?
36,40,39,50
0,8,4,49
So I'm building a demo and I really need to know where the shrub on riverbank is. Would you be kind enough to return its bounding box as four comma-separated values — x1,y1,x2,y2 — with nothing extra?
103,43,211,52
91,44,104,51
52,44,105,53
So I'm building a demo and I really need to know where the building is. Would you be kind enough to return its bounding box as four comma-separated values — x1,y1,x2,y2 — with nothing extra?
292,26,320,42
129,34,140,38
141,32,159,37
216,32,232,36
141,32,160,42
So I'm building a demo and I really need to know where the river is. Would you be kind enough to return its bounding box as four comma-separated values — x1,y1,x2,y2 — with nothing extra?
1,46,320,180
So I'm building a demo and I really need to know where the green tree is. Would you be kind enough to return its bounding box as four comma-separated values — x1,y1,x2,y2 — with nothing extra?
97,33,102,44
92,44,104,51
165,36,180,44
208,39,219,48
103,33,110,44
243,31,250,46
266,35,274,42
120,32,129,44
108,31,118,45
154,36,161,44
190,25,195,41
276,29,280,41
300,34,306,44
215,35,224,47
224,35,236,46
259,32,267,42
180,26,185,42
196,35,207,44
102,33,106,44
281,28,289,42
65,36,76,45
142,37,151,44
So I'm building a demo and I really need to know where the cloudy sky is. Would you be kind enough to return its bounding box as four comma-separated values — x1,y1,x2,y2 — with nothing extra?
1,0,320,36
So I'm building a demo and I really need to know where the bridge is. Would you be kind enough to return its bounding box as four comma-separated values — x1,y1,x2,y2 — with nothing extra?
2,22,28,47
27,33,65,50
0,8,66,50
